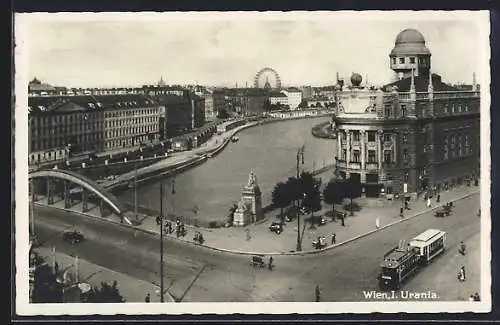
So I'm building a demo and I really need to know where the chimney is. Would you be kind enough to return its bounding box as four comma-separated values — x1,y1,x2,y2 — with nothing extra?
472,72,477,91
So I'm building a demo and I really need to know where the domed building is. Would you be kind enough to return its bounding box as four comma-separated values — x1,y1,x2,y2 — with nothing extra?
332,29,480,199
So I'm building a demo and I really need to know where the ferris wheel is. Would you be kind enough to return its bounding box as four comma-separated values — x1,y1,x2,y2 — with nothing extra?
254,67,282,89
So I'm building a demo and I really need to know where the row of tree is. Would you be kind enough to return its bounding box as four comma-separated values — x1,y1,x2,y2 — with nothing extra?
272,172,362,223
30,250,125,303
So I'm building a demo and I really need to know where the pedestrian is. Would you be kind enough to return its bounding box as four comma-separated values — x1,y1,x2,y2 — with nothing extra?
341,214,345,227
473,292,480,301
331,233,336,245
145,293,151,303
246,229,251,241
155,216,161,226
426,198,431,208
437,194,441,203
315,285,321,302
400,207,404,218
268,256,273,271
375,217,380,229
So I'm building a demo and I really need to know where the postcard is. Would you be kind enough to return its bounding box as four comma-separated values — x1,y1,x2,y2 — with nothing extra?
14,10,491,315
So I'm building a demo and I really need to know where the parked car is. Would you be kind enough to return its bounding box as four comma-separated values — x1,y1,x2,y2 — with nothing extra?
269,221,283,235
62,230,85,244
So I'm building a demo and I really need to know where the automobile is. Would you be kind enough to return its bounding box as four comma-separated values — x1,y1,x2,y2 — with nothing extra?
250,255,265,268
268,221,283,235
62,230,85,244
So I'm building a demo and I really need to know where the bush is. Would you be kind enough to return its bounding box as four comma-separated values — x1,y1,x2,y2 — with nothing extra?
208,221,219,229
343,202,362,213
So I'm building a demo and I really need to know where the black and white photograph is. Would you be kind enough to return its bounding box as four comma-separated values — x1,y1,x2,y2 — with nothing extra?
14,11,491,315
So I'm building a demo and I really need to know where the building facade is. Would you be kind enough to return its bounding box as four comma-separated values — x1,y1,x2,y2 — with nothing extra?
333,28,480,199
97,95,161,151
28,96,105,165
281,88,303,110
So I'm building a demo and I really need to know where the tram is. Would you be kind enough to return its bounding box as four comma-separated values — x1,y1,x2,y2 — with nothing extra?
378,229,447,290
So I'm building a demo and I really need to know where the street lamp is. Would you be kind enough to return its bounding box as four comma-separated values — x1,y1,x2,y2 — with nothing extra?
159,177,175,303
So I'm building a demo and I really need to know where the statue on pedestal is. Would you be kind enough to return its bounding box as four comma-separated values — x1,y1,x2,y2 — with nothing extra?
233,170,264,227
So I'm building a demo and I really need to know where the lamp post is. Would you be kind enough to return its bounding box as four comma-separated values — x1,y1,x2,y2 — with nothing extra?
159,177,175,303
296,146,305,252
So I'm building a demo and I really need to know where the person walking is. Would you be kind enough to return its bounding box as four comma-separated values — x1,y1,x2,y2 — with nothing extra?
145,293,151,303
331,233,336,245
375,217,380,229
268,256,273,271
426,197,431,208
315,285,321,302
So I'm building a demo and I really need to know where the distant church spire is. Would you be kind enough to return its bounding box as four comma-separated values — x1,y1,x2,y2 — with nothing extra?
158,76,166,87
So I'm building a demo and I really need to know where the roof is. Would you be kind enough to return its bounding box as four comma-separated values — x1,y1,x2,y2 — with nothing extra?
390,28,431,56
283,87,301,93
269,92,286,97
383,74,460,92
157,94,191,105
410,229,445,243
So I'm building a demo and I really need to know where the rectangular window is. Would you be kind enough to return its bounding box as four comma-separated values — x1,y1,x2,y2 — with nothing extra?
403,133,408,144
368,131,376,142
352,150,360,163
383,133,392,142
404,172,409,183
384,150,392,164
409,57,416,64
401,104,407,117
458,134,462,156
392,58,396,65
353,131,360,142
341,149,347,161
443,136,449,159
399,57,405,64
368,150,376,163
403,149,409,163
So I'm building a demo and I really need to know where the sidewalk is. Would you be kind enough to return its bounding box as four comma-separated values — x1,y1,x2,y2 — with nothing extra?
130,184,480,255
34,246,175,303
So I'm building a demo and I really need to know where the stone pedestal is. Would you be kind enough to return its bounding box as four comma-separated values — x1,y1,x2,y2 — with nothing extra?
232,171,264,226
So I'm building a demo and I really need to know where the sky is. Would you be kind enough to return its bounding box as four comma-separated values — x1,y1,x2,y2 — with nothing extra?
17,11,489,88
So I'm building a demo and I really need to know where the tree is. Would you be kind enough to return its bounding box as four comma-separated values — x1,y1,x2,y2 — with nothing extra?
299,171,320,197
31,263,64,303
271,181,291,223
303,185,322,225
343,176,362,215
85,281,125,303
323,180,345,221
298,100,308,109
226,203,238,226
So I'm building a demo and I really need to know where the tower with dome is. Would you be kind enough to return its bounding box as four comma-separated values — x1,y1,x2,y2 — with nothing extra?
332,28,480,200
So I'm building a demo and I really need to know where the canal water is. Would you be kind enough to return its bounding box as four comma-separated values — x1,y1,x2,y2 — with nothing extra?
118,117,337,224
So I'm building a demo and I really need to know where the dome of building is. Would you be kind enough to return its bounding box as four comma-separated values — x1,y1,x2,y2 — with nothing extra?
390,28,431,56
395,29,425,44
351,73,362,86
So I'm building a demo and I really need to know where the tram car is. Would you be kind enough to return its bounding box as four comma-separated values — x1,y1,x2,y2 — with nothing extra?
378,229,447,290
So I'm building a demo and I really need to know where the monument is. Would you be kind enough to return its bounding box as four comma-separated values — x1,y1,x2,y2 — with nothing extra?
232,171,263,227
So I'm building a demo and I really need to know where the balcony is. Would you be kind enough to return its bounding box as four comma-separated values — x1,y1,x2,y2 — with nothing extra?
365,162,379,170
351,141,361,148
348,162,361,169
336,160,347,168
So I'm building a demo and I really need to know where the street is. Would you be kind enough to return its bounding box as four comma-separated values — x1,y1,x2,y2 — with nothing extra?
33,193,480,302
